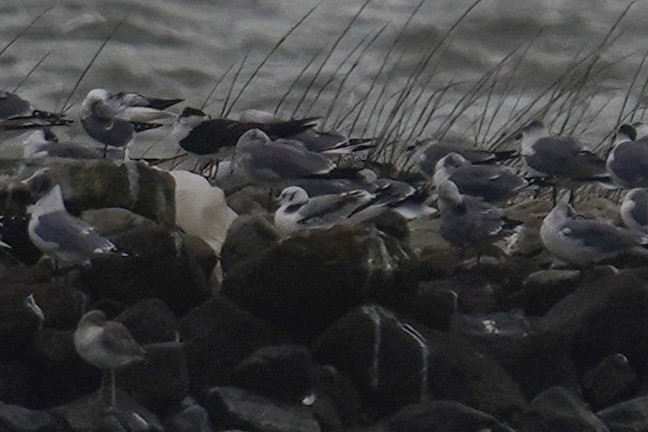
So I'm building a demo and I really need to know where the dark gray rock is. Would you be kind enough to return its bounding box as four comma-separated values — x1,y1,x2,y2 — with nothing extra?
510,269,582,316
0,402,67,432
597,396,648,432
222,225,417,342
115,299,178,345
0,362,35,405
387,400,515,432
230,345,318,404
220,213,281,275
164,399,214,432
512,387,608,432
404,284,457,331
81,207,157,237
420,274,499,315
79,226,212,315
202,386,321,432
0,291,44,360
583,354,638,410
310,365,363,429
117,342,189,414
179,297,290,395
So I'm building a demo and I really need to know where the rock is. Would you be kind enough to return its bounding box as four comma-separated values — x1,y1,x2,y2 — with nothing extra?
114,299,178,344
0,160,175,227
222,225,417,342
164,399,214,432
202,386,321,432
403,284,457,331
117,342,190,414
230,345,318,404
179,297,290,395
170,170,238,255
312,366,363,428
181,233,219,284
49,390,163,432
509,269,582,316
0,291,45,360
81,208,157,236
420,274,500,315
312,305,432,415
79,226,212,315
387,400,515,432
583,354,638,410
597,396,648,432
0,362,35,406
31,329,99,408
0,402,67,432
220,214,281,274
511,387,608,432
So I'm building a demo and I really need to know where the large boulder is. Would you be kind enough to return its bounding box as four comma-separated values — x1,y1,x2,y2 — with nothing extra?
222,225,417,342
0,402,68,432
597,396,648,432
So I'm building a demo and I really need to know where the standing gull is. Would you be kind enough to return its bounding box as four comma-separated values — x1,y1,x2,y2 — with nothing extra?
433,152,528,203
540,200,648,267
436,180,521,258
620,188,648,234
606,124,648,188
274,186,380,235
520,121,610,200
27,185,122,269
74,310,145,410
81,89,182,158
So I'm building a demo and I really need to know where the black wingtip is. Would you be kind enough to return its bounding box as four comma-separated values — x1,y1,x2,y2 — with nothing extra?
179,107,207,119
132,122,164,133
148,98,184,110
618,124,637,141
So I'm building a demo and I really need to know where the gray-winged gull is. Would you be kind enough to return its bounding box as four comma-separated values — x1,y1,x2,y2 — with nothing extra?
274,186,381,235
74,310,145,409
540,200,648,266
27,185,122,269
606,124,648,188
433,152,528,203
233,129,335,184
437,179,521,257
621,188,648,234
81,89,181,158
22,128,104,160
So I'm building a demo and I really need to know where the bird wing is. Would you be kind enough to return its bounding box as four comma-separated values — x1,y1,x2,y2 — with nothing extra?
561,219,643,252
103,321,146,358
34,211,117,256
298,190,373,224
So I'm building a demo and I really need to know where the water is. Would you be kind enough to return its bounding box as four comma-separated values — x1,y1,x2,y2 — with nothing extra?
1,0,647,156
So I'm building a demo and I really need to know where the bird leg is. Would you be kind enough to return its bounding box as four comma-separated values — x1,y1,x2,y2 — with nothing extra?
552,186,557,207
103,144,108,159
100,369,117,412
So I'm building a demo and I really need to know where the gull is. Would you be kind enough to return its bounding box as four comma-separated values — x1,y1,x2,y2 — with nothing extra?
74,310,145,410
232,129,335,184
27,185,123,269
433,152,528,203
540,200,648,267
436,179,521,258
0,91,71,138
80,89,182,158
172,107,318,159
274,186,380,235
417,136,517,176
520,121,610,196
620,188,648,234
606,124,648,188
22,128,104,160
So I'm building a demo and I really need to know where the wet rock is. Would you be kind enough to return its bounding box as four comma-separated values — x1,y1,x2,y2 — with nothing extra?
311,365,363,429
164,398,214,432
202,386,321,432
230,345,318,404
81,207,157,236
115,299,178,344
0,290,44,360
597,396,648,432
509,269,582,316
420,274,500,315
170,170,238,255
0,402,66,432
583,354,638,410
223,225,416,342
31,329,99,408
79,226,212,315
387,400,515,432
118,342,189,414
511,387,608,432
0,160,175,227
312,305,431,415
49,390,163,432
182,233,219,284
179,297,290,395
401,284,457,331
220,213,281,274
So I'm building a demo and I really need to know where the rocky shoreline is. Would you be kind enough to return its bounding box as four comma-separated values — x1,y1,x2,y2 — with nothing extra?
0,158,647,432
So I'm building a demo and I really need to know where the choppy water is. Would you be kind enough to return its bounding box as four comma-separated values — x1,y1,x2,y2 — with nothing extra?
1,0,647,157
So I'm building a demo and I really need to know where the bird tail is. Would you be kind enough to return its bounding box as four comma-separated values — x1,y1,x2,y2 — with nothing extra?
146,97,184,111
264,117,319,138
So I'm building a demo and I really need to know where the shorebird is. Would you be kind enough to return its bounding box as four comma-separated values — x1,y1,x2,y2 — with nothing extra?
80,88,182,158
620,188,648,235
27,185,123,270
74,310,145,410
433,152,528,203
22,128,104,160
0,91,70,138
541,200,648,267
436,179,522,259
606,124,648,188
